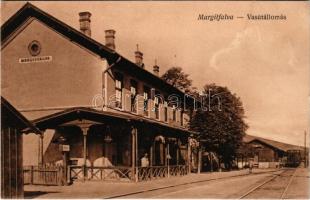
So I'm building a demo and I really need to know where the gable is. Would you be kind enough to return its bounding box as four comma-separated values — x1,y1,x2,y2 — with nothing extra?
1,18,108,120
1,3,114,60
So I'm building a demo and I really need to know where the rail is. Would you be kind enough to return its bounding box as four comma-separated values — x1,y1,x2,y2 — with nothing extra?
280,167,298,199
239,168,297,199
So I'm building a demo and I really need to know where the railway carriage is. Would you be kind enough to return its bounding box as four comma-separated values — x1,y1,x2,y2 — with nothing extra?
285,150,302,167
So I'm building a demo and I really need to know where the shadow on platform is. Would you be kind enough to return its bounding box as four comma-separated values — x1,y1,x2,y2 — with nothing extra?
24,191,60,199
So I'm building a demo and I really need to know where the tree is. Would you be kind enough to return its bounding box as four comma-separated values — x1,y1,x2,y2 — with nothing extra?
189,84,248,170
161,67,193,93
161,67,198,120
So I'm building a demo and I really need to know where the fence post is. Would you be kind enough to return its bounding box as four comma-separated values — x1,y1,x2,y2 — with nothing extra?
57,166,63,186
187,138,191,174
63,152,68,186
135,167,138,182
198,147,202,174
30,166,34,185
167,166,170,178
67,166,71,185
131,127,136,182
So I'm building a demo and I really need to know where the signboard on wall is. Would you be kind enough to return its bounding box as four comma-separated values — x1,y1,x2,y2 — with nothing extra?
59,144,70,152
19,56,52,64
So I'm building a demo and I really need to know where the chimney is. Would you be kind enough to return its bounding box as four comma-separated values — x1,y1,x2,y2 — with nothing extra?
79,12,92,37
105,30,116,50
153,59,159,76
135,44,144,68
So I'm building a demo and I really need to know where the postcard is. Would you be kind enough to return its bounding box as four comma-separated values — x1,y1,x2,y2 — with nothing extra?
1,1,309,199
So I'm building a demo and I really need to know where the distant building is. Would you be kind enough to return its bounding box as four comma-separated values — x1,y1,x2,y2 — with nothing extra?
236,134,306,168
1,3,196,182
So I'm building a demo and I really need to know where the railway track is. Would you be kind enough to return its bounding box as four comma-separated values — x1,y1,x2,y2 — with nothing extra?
106,169,283,199
239,168,298,199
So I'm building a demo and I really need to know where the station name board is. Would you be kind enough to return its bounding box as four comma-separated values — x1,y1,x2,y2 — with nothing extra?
19,56,52,64
59,144,70,152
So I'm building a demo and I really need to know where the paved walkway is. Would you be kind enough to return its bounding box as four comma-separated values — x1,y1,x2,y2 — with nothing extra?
24,168,279,199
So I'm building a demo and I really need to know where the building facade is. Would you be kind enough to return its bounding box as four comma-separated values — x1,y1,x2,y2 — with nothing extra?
1,3,196,182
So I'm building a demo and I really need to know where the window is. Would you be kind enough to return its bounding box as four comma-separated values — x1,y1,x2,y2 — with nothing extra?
180,110,184,126
143,86,150,116
28,40,41,56
115,73,123,109
154,91,160,120
154,96,159,119
164,101,168,122
130,80,138,113
172,105,176,121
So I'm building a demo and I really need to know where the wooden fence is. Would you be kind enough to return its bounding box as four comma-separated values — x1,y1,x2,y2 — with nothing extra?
23,165,64,186
23,165,189,184
68,165,188,182
137,165,188,181
169,165,188,176
69,166,133,182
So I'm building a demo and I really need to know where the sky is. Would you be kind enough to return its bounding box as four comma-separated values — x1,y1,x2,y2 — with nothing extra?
1,1,309,147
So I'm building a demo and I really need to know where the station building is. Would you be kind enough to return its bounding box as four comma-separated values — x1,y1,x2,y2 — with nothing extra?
1,3,197,182
236,134,305,168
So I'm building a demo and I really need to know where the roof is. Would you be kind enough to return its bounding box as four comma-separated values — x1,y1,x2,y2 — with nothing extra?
32,107,195,136
243,134,305,152
1,2,194,105
1,97,41,134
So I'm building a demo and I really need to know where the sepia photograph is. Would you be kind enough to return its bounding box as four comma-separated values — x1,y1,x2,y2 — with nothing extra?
1,1,309,199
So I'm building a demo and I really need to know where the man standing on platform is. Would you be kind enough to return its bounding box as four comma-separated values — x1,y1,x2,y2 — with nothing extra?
141,153,150,167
